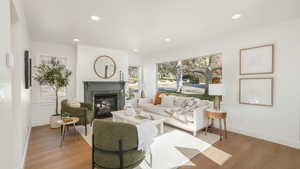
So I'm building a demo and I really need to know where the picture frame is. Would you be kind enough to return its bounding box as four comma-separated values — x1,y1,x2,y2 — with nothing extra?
239,78,273,106
240,44,274,75
29,58,32,87
24,50,30,89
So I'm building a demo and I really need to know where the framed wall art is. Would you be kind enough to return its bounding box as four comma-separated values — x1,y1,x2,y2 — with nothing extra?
239,78,273,106
24,50,30,89
240,44,274,75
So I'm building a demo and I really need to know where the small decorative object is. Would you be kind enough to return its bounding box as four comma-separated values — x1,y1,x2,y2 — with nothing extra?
63,118,73,123
62,112,71,122
119,70,124,81
34,58,72,128
239,78,273,106
240,44,274,75
140,88,145,98
134,115,148,120
94,55,116,79
209,84,225,110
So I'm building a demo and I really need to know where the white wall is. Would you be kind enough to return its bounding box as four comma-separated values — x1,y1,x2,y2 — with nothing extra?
0,0,14,168
128,52,142,66
143,18,300,149
0,0,31,168
31,41,76,126
76,45,129,101
10,0,32,168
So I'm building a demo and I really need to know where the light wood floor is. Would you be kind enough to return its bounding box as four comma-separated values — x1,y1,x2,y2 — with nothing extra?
25,125,300,169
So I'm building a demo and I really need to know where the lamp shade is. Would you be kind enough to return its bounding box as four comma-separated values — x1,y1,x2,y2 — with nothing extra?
209,84,225,96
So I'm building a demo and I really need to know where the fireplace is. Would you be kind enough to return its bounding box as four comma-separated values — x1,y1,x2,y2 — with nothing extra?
94,94,118,118
84,81,125,119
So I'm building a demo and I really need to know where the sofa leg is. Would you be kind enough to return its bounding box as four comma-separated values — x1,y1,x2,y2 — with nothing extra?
193,131,197,137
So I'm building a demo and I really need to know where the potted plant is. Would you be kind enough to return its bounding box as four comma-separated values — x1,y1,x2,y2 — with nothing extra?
34,57,72,128
62,112,72,123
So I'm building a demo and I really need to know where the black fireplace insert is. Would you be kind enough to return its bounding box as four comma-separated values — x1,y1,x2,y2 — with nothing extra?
94,94,118,119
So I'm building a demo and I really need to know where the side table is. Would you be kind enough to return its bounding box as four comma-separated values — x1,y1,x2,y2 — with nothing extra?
205,109,227,140
57,117,80,146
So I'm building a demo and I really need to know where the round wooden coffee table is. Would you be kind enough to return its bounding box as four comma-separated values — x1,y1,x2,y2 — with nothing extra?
57,117,80,146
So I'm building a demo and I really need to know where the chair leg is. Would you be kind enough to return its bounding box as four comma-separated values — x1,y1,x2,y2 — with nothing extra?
92,135,94,169
85,124,87,136
84,112,88,136
118,140,124,169
60,125,63,136
219,119,222,141
205,118,210,135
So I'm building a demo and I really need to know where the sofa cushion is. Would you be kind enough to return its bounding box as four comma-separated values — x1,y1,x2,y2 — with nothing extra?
67,99,81,108
161,94,175,107
164,107,194,123
174,96,187,107
139,103,171,117
172,111,194,123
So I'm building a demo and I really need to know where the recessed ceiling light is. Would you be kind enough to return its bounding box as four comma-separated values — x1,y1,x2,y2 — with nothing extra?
90,15,101,21
133,49,139,53
232,14,242,20
164,38,172,43
73,38,80,42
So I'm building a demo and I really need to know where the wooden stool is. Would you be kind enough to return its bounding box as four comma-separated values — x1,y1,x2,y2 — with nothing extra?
205,109,227,140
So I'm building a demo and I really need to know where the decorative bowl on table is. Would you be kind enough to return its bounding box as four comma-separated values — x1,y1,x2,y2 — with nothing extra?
62,117,72,123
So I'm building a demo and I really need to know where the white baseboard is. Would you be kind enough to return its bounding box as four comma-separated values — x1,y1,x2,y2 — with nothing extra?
20,126,31,169
32,121,49,127
229,127,300,150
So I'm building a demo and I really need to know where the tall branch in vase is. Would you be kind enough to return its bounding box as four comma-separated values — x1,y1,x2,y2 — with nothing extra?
34,58,72,116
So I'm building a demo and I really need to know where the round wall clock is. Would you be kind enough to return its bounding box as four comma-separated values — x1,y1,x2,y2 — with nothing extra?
93,56,116,79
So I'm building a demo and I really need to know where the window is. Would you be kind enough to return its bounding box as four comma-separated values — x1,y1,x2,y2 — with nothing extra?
128,66,140,99
157,61,177,93
157,54,222,99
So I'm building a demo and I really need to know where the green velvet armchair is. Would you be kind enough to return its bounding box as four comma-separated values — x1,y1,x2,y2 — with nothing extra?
92,120,145,169
61,99,93,135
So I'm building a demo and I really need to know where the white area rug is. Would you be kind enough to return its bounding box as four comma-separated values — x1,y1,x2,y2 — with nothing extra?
76,125,230,169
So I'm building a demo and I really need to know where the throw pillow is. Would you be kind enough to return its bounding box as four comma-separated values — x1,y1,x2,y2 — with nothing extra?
67,99,81,108
174,96,186,107
153,91,161,105
161,95,175,107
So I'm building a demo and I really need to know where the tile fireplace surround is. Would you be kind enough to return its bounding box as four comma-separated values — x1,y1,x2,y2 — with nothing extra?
83,81,126,114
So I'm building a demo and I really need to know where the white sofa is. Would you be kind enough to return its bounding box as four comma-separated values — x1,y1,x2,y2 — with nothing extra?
137,95,211,136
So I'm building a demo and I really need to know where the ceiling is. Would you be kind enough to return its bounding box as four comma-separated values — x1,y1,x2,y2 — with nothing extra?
23,0,300,54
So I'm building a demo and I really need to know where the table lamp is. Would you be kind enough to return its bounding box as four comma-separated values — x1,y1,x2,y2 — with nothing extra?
209,84,224,111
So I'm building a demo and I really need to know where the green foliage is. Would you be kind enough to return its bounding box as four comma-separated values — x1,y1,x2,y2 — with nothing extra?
34,58,72,115
62,112,70,117
34,58,72,91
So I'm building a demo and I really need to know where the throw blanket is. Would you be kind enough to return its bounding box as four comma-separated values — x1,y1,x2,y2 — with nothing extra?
136,120,158,151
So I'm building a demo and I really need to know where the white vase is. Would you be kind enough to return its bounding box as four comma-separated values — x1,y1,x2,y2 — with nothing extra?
49,115,61,128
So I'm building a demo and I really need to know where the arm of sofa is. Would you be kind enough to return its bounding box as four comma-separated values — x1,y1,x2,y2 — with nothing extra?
193,106,208,131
